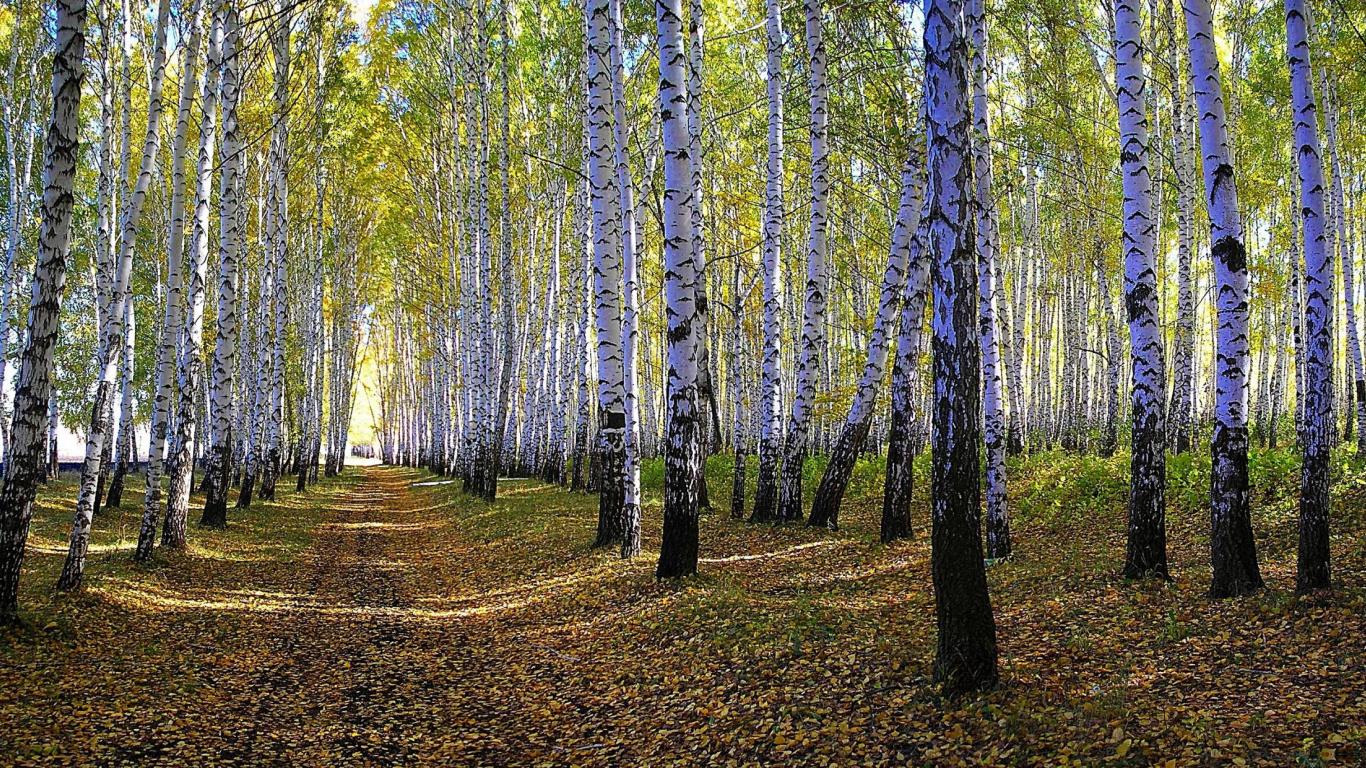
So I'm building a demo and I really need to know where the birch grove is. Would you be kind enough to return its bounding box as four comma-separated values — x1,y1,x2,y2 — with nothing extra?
0,0,1360,705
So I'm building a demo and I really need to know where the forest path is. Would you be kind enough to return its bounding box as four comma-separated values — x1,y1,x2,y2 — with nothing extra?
5,463,1365,766
204,465,496,765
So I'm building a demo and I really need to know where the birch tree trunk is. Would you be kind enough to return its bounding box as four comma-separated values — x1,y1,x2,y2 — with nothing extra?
1165,0,1195,454
137,0,203,554
1116,0,1167,580
881,193,931,542
585,0,628,547
925,0,997,694
776,0,829,523
809,148,923,530
609,0,641,557
0,0,87,621
1285,0,1331,592
59,0,171,590
1321,78,1362,455
1183,0,1263,598
486,0,516,501
655,0,702,578
105,299,135,507
969,0,1009,560
201,3,244,528
749,0,784,524
260,3,292,502
163,7,225,549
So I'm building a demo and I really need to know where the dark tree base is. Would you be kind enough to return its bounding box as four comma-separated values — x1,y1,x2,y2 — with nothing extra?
808,419,870,530
620,502,641,559
92,473,107,519
200,450,231,529
592,444,626,549
729,450,746,520
881,412,916,544
1209,425,1264,598
1297,445,1331,593
749,447,780,524
985,517,1012,561
106,462,128,508
776,440,806,524
237,472,257,510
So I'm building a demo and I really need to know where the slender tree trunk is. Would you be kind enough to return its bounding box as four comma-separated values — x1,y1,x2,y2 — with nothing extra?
164,8,225,549
105,301,135,508
776,0,830,523
1165,0,1196,454
586,0,627,547
655,0,702,578
968,0,1009,559
750,0,784,524
59,0,171,589
609,0,641,557
138,0,203,557
809,147,923,530
0,0,87,621
1183,0,1263,598
1286,0,1331,592
260,3,292,502
1320,78,1361,456
1116,0,1168,580
881,192,932,544
201,4,243,528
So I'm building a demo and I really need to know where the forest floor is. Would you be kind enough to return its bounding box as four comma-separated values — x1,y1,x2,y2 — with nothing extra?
2,452,1365,767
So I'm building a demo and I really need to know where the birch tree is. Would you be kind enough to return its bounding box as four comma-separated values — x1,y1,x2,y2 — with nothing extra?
0,0,88,621
163,5,225,549
655,0,701,579
1116,0,1167,580
924,0,997,694
1183,0,1263,598
58,0,171,590
808,146,923,530
776,0,830,523
200,2,244,529
1285,0,1330,593
750,0,784,524
585,0,628,548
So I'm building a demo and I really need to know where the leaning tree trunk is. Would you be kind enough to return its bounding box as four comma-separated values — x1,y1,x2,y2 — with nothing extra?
585,0,627,548
200,4,243,529
104,301,135,508
0,0,87,622
1116,0,1168,580
1183,0,1263,598
655,0,702,579
58,0,170,590
924,0,998,695
1285,0,1331,593
808,147,923,530
880,196,931,543
749,0,785,524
